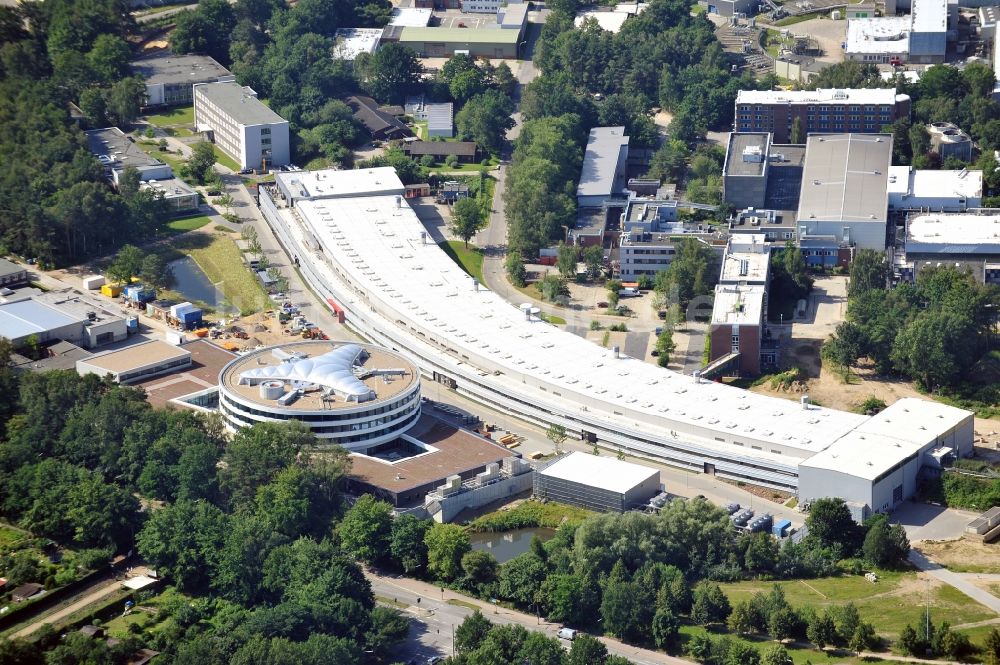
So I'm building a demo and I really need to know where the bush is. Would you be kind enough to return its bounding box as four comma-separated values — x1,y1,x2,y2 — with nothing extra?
589,320,602,330
445,154,459,167
857,396,887,415
420,155,435,167
609,323,628,332
481,158,491,166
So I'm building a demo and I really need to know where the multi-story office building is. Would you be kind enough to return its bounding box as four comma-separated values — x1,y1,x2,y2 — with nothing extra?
193,82,290,171
734,88,910,143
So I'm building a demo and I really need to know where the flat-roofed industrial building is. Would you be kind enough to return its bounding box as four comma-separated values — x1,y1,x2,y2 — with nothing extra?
799,398,973,516
0,292,127,349
257,166,975,501
76,339,193,383
534,452,660,512
796,133,892,252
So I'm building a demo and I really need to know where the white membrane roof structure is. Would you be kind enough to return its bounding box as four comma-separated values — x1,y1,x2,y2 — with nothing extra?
539,451,659,493
239,344,374,401
289,193,869,462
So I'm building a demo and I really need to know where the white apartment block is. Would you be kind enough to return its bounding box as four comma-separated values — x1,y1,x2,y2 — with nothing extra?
193,82,290,171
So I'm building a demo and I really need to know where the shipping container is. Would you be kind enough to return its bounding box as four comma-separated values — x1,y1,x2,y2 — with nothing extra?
772,519,792,538
82,275,106,290
170,302,194,319
100,284,122,297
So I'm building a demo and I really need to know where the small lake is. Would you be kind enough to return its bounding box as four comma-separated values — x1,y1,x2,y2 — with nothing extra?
469,528,555,563
169,256,233,312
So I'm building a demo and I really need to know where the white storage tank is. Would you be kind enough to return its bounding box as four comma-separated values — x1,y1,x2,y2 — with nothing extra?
259,380,285,400
82,275,106,290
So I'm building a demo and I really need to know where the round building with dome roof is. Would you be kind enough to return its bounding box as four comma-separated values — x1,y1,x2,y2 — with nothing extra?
218,340,421,450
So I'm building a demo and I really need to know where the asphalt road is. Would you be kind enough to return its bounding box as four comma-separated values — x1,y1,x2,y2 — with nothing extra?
366,570,690,665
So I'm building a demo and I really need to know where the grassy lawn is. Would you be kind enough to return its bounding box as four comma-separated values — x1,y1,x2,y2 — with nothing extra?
719,573,996,637
144,105,194,127
166,215,212,233
439,241,485,284
0,523,28,548
414,120,429,139
376,595,409,609
163,126,194,138
762,28,784,57
691,3,706,13
447,598,481,611
136,141,187,172
469,500,593,532
212,145,241,172
540,312,566,325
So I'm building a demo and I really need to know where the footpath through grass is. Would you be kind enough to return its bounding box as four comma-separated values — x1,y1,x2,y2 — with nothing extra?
439,240,485,284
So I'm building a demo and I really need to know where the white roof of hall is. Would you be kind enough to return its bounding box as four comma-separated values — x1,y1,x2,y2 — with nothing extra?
911,0,947,34
800,398,971,480
906,213,1000,250
888,166,982,202
846,17,911,54
539,451,658,493
276,167,405,200
736,88,899,105
292,183,870,459
797,134,891,224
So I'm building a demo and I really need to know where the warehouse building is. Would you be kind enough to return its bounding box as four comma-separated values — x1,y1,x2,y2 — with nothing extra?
887,166,982,212
796,133,892,253
76,339,192,383
844,0,948,64
257,166,975,497
894,211,1000,284
0,292,127,349
395,26,521,58
0,259,28,288
130,52,233,107
577,126,630,207
193,82,290,170
734,89,910,143
799,398,973,517
534,452,660,512
274,166,405,204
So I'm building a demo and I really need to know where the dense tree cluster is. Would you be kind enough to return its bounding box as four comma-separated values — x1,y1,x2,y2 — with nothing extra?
823,251,1000,390
0,362,409,663
0,1,175,265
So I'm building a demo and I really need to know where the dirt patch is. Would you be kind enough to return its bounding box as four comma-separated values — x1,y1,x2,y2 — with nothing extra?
720,479,792,505
750,362,926,413
915,539,1000,574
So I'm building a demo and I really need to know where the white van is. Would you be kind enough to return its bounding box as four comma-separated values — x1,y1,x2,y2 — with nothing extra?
557,627,577,641
618,287,639,297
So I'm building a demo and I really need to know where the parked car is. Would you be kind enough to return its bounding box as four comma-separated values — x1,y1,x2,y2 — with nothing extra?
557,628,577,641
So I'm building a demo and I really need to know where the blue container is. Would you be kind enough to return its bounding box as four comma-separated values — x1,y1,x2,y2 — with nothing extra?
180,308,203,329
772,519,792,538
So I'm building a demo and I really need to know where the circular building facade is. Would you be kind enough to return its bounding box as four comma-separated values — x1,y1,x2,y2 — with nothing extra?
218,340,421,450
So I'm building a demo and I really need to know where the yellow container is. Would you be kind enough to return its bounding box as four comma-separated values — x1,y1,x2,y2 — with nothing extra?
100,284,122,297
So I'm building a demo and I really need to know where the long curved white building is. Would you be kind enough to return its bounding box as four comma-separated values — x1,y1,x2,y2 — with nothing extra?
218,340,421,450
258,167,973,509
